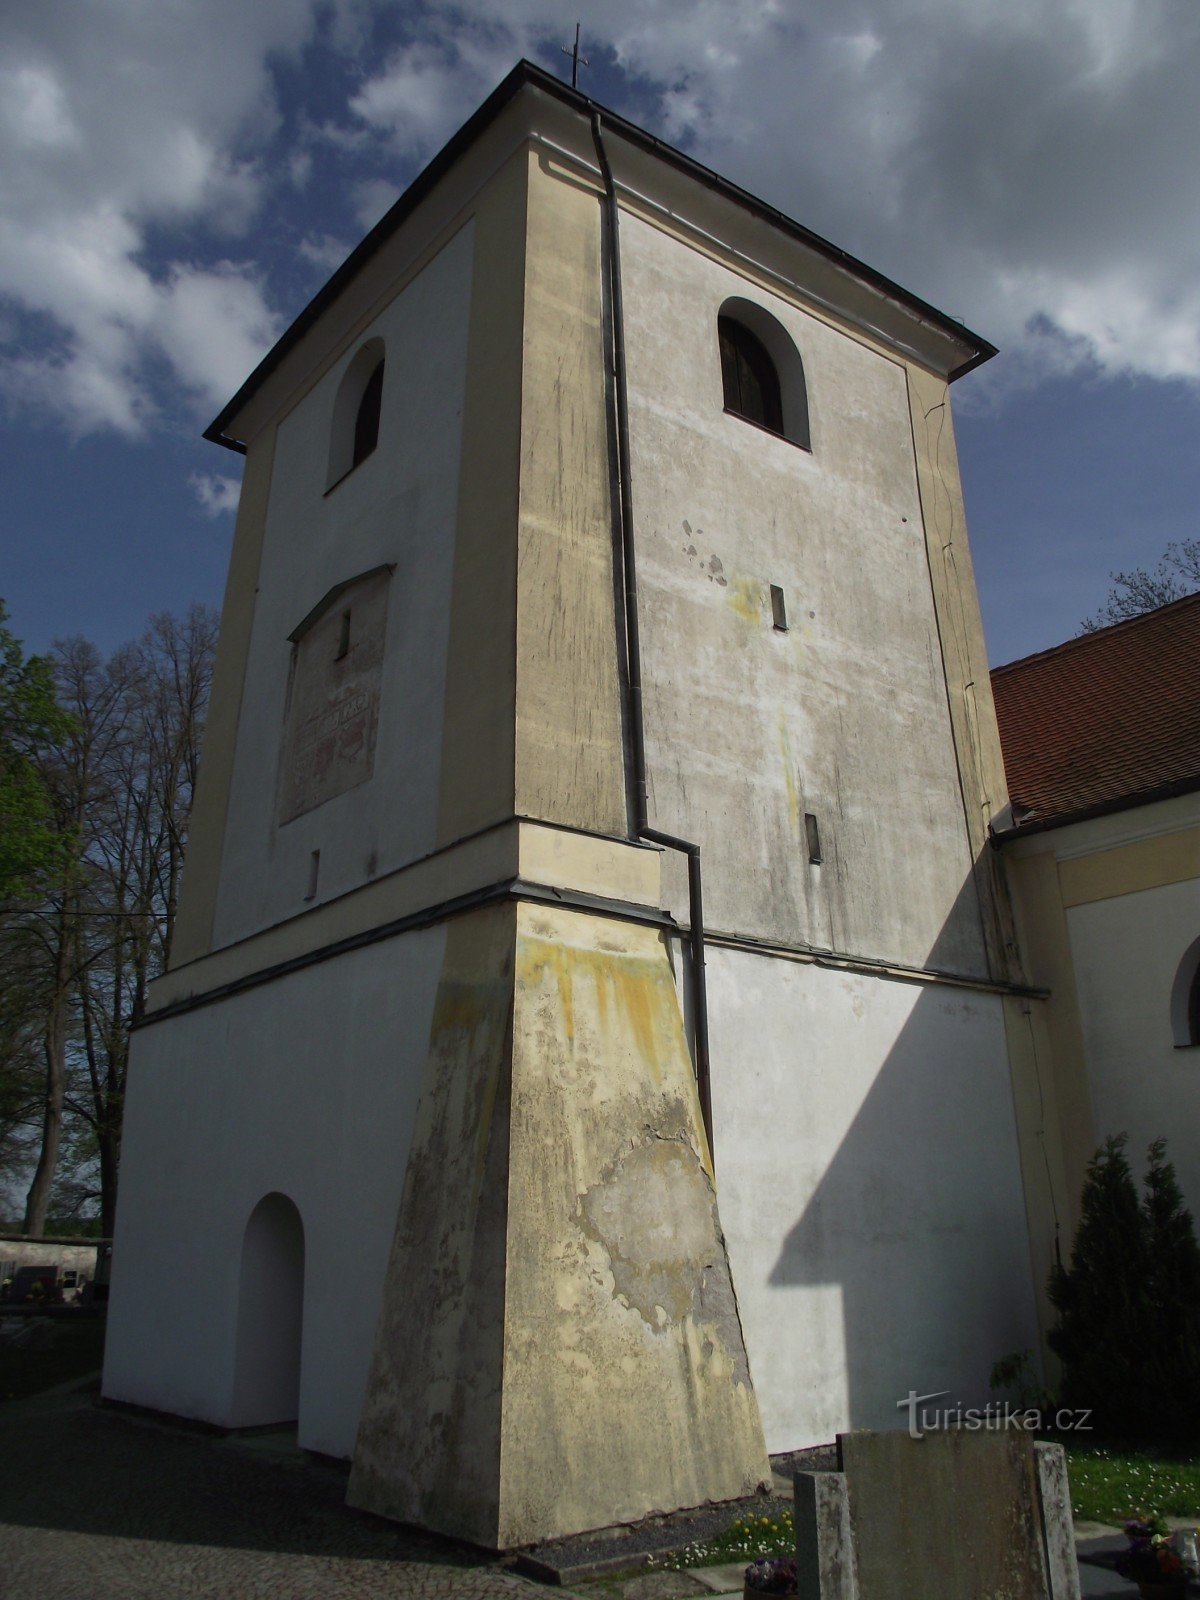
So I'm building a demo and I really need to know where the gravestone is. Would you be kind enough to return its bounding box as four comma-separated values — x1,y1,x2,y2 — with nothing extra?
795,1429,1080,1600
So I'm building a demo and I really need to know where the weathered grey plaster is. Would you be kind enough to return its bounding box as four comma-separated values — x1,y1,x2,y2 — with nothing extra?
1034,1442,1081,1600
795,1471,859,1600
840,1429,1049,1599
620,210,988,978
348,906,516,1546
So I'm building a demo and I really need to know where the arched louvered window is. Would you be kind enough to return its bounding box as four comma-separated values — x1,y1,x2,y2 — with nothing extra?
717,298,810,450
352,358,384,469
719,316,783,435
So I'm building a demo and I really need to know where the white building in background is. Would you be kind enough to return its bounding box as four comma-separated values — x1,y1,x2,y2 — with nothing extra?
102,62,1054,1549
993,594,1200,1216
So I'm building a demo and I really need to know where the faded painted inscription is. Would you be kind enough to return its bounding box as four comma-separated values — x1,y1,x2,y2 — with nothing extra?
278,569,390,824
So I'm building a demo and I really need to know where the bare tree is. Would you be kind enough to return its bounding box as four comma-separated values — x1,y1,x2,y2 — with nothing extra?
6,606,217,1236
1082,538,1200,631
20,637,129,1234
68,606,218,1236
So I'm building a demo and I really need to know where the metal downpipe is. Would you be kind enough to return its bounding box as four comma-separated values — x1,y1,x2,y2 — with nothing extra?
589,111,714,1159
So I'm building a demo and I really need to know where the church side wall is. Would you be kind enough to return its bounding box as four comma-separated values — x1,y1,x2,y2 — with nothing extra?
702,945,1039,1450
1069,871,1200,1202
101,924,446,1457
1007,794,1200,1213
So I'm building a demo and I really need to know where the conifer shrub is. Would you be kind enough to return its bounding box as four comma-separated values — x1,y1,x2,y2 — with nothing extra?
1049,1136,1200,1441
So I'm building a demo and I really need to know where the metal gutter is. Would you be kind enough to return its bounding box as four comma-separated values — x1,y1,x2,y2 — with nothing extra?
591,112,714,1158
990,773,1200,843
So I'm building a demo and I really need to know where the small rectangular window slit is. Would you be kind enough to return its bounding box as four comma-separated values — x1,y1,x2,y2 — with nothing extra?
804,813,822,865
770,584,788,631
335,610,351,661
305,849,320,901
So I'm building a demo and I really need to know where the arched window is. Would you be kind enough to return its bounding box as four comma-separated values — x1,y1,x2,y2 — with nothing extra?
1169,936,1200,1047
327,338,385,489
717,298,810,450
352,357,384,469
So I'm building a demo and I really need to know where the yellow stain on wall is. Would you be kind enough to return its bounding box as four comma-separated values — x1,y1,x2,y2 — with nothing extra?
725,574,762,625
516,932,687,1089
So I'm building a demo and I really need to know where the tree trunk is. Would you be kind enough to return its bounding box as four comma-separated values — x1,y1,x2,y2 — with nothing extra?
22,915,69,1235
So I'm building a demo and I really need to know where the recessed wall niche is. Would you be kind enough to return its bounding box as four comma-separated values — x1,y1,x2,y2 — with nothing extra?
278,565,394,825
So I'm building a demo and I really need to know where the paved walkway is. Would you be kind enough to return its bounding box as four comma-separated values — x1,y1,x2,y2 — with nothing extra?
0,1378,574,1599
0,1373,1148,1598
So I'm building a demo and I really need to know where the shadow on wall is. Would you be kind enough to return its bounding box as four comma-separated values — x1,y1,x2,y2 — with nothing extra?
714,872,1044,1443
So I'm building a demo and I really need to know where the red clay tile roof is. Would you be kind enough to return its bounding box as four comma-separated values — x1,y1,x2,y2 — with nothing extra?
990,591,1200,833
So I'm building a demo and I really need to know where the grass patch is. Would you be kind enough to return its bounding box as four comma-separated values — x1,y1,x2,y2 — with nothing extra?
0,1315,106,1402
648,1509,794,1571
1063,1440,1200,1524
640,1445,1200,1569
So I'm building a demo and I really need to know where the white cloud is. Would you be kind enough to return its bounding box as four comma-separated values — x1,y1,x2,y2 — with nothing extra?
0,1,315,437
189,470,242,517
352,178,402,232
299,233,351,273
338,0,1200,391
4,0,1200,445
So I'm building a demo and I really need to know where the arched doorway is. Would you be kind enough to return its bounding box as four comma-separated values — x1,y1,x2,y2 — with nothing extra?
231,1192,305,1427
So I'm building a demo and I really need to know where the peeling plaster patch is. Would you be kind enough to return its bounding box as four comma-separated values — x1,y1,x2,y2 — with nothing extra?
577,1134,752,1387
678,524,728,586
579,1138,713,1323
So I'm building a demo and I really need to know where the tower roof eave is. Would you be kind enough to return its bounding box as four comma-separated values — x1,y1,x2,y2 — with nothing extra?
205,59,995,455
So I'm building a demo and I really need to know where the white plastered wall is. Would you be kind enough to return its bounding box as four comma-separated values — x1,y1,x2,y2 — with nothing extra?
619,212,986,978
707,948,1040,1451
1067,872,1200,1206
101,924,446,1457
213,223,474,948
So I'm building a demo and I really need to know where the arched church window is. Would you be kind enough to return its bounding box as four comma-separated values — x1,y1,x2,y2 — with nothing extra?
327,339,385,490
717,298,810,450
1169,936,1200,1047
352,358,384,469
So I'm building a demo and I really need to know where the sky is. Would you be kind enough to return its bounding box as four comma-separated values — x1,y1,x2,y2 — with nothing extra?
3,1,1200,669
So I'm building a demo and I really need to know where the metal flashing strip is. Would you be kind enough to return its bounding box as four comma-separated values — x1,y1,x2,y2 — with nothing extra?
133,877,680,1031
136,868,1043,1033
695,924,1048,1000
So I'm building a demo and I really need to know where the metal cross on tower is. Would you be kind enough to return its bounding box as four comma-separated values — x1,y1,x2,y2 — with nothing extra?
560,23,590,90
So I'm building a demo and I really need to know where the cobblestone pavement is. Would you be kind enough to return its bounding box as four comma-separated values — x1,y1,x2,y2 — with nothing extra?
0,1379,577,1599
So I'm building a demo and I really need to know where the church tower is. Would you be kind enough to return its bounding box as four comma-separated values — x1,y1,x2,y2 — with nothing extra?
103,62,1048,1549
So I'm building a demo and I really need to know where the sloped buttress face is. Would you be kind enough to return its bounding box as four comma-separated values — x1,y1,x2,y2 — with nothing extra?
348,898,769,1549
